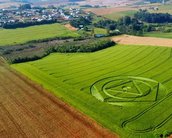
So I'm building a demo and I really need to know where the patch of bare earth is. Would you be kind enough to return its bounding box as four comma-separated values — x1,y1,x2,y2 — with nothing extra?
112,35,172,47
0,59,118,138
65,24,78,31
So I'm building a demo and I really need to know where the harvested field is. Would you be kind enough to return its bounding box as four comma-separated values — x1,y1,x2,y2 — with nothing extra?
0,58,118,138
112,35,172,47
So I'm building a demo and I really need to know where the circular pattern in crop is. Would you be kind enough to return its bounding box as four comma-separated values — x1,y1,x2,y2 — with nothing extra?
90,76,166,106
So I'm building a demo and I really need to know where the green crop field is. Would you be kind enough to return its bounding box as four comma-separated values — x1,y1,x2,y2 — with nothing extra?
94,27,107,35
0,23,79,46
104,10,137,20
144,32,172,39
12,44,172,138
150,4,172,14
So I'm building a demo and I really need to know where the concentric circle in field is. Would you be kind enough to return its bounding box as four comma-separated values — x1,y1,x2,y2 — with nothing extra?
90,76,166,106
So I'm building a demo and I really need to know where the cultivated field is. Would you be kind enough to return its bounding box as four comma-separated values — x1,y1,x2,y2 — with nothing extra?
78,0,136,7
0,0,21,8
150,4,172,14
104,10,136,20
112,35,172,47
85,7,136,15
94,28,107,35
85,6,137,20
12,44,172,138
144,32,172,39
85,3,172,20
0,58,117,138
0,23,79,46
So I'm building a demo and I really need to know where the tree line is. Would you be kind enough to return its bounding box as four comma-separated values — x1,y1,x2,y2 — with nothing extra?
134,9,172,23
1,38,115,63
3,19,60,29
94,16,144,36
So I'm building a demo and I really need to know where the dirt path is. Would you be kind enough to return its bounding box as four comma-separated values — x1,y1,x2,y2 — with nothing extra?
65,24,78,31
0,59,118,138
112,35,172,47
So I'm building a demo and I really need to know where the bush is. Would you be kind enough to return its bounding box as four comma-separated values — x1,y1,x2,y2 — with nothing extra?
134,10,172,23
54,39,116,53
3,38,116,63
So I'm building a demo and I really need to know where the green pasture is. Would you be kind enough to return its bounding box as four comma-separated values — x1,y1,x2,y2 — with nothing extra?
104,10,137,20
12,45,172,138
144,32,172,39
0,23,79,46
92,15,104,23
94,27,107,35
150,4,172,14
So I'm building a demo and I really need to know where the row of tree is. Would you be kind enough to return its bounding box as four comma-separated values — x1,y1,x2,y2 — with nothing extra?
94,16,144,35
55,39,115,53
134,9,172,23
70,16,92,29
3,19,59,29
1,38,115,63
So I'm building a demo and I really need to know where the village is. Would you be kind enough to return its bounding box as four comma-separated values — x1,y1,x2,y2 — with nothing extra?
0,4,88,28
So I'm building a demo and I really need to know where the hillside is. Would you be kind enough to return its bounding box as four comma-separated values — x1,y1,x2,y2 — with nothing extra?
0,59,117,138
0,0,140,8
1,0,172,137
0,24,79,46
12,44,172,138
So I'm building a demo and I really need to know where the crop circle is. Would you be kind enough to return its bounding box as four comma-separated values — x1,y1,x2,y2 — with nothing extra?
90,76,166,105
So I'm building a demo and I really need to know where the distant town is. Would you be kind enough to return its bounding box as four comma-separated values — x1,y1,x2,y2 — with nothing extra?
0,4,89,28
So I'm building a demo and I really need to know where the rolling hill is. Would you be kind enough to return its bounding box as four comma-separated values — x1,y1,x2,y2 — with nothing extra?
12,44,172,138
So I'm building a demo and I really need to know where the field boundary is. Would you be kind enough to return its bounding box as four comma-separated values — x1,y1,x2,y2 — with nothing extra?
112,35,172,47
8,61,119,138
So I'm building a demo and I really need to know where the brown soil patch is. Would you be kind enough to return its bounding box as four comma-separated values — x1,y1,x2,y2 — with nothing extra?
0,58,118,138
85,7,136,15
112,35,172,47
65,24,78,31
